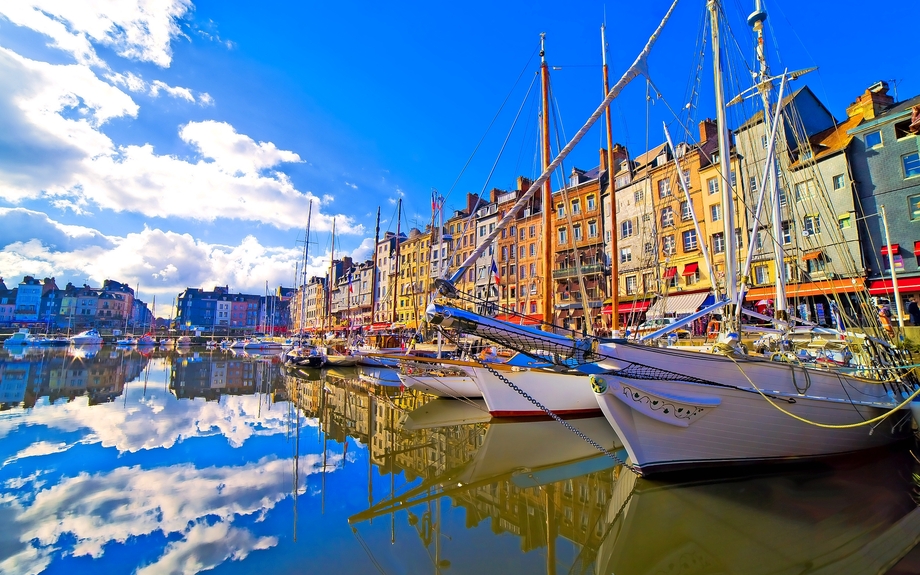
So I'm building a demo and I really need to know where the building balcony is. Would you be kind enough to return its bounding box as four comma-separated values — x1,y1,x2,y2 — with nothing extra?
551,264,605,279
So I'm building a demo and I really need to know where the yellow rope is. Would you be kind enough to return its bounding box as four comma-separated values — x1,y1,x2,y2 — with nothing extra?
726,355,920,429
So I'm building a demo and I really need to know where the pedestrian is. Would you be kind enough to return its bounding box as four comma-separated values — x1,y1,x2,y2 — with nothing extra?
908,295,920,326
878,304,895,339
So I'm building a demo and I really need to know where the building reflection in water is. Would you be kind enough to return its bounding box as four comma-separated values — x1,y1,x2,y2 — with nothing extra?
2,347,918,574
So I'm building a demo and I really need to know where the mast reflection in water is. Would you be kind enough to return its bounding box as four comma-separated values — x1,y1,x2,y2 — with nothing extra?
1,346,919,574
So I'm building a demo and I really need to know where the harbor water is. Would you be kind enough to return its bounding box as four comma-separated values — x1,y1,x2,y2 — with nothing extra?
1,345,920,574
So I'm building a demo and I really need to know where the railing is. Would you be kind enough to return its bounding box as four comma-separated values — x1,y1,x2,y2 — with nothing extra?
552,264,605,279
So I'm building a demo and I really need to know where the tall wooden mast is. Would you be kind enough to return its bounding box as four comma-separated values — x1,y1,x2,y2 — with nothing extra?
602,24,619,334
369,207,381,324
539,33,554,329
391,198,402,325
325,218,335,334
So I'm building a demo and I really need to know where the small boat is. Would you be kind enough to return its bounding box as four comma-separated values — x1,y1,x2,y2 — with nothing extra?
176,335,192,347
114,335,137,346
70,329,103,345
3,328,35,346
136,334,156,346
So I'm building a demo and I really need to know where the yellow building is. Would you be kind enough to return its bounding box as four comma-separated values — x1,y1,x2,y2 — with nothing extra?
395,227,432,329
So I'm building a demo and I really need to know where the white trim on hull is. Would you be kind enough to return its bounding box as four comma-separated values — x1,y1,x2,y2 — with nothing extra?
591,341,912,475
470,367,600,418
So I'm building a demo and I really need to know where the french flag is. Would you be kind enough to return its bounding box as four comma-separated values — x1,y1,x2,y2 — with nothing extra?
490,258,500,285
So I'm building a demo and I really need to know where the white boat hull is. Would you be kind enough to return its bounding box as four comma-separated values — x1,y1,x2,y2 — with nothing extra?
470,367,599,418
399,370,482,399
591,341,912,475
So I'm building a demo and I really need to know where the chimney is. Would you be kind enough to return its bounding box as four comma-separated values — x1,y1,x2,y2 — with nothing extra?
611,144,628,174
699,119,718,143
516,176,532,191
845,81,895,121
599,148,608,173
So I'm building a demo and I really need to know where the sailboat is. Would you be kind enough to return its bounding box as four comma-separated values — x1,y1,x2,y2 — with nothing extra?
424,0,920,476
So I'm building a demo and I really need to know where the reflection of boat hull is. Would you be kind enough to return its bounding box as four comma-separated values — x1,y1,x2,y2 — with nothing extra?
402,398,491,430
596,447,920,575
592,341,911,476
471,367,599,418
325,354,358,367
358,367,402,387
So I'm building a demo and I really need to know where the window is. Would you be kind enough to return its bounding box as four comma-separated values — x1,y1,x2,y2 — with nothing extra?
510,225,516,237
557,204,565,218
735,227,744,249
644,242,653,255
707,177,719,195
682,229,698,251
588,220,598,237
571,199,581,214
749,176,758,193
587,195,596,210
832,174,845,190
896,120,915,139
883,254,905,271
710,203,722,222
625,275,638,295
520,228,525,240
778,187,787,206
658,178,672,198
754,265,769,285
794,181,811,201
479,226,486,237
528,243,535,257
730,171,736,188
573,224,583,241
662,234,676,255
680,200,692,220
806,255,826,275
643,272,655,292
620,247,632,263
781,221,792,244
904,153,920,178
621,220,633,238
865,130,882,148
838,214,852,229
519,246,525,258
803,215,821,236
642,213,651,222
754,230,764,250
530,263,536,276
634,190,644,203
529,225,536,238
910,194,920,221
661,207,674,227
530,301,537,313
682,170,691,189
558,228,567,244
501,246,507,261
712,232,725,254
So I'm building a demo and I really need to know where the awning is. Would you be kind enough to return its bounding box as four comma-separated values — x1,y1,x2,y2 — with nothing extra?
914,241,920,256
369,322,390,332
602,299,652,314
746,277,866,300
682,263,699,276
663,266,677,279
881,244,900,256
802,250,822,261
645,291,710,317
868,277,920,295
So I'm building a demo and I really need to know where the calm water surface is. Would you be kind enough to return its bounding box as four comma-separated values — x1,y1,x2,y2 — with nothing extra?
1,345,920,574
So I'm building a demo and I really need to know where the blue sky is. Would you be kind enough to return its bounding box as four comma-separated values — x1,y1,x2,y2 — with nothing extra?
0,0,916,304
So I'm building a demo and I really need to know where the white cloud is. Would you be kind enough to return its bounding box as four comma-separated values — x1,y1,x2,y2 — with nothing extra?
198,92,214,106
350,238,375,263
150,79,194,102
179,120,301,175
3,441,72,467
0,0,193,68
0,50,362,233
0,213,328,298
345,181,358,189
136,521,277,575
321,194,335,204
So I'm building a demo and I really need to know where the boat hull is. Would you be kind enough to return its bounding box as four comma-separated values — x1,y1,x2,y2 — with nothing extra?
592,341,912,476
470,367,600,418
398,371,481,398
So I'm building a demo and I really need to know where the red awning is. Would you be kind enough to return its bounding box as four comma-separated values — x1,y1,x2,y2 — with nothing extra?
914,241,920,256
802,250,822,261
663,266,677,279
881,244,900,256
602,300,652,314
868,277,920,295
494,313,542,326
746,278,866,300
682,263,699,276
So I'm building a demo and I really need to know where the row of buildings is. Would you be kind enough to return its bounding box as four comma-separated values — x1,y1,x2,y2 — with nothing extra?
284,80,920,335
0,277,153,332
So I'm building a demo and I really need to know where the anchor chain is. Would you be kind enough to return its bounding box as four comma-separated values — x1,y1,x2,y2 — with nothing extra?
477,359,639,474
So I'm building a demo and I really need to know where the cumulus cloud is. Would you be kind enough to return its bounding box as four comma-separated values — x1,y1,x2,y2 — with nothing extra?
0,0,193,68
0,50,362,233
349,238,375,263
345,182,358,189
179,120,301,175
0,212,334,297
137,521,277,575
150,79,194,102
